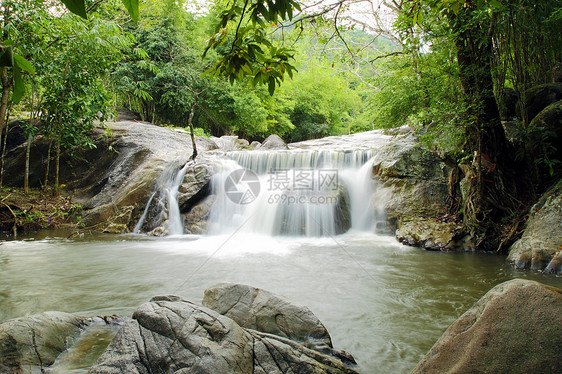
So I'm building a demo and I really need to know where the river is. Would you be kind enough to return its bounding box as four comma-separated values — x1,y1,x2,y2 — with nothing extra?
1,230,560,373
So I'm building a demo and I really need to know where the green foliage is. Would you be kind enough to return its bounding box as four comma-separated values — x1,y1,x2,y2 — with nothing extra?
204,0,301,94
61,0,139,21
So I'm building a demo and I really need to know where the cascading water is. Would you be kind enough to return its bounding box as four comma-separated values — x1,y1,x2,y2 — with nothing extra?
136,149,389,237
205,149,387,237
134,161,190,235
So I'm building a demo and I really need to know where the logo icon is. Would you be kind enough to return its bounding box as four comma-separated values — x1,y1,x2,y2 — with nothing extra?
225,169,260,204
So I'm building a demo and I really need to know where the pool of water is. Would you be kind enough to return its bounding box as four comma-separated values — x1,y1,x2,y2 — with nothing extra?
1,230,560,373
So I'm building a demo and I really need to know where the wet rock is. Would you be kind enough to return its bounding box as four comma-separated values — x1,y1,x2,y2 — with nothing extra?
2,121,218,234
508,178,562,273
261,134,289,150
395,217,464,251
183,195,215,234
89,295,357,374
203,282,333,351
412,279,562,374
0,311,85,373
177,159,214,211
250,140,261,149
519,82,562,122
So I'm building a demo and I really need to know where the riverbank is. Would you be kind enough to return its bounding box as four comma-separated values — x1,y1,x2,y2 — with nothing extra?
0,187,82,237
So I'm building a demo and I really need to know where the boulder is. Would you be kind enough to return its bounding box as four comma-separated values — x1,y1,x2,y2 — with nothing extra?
2,121,218,234
395,217,464,251
0,311,85,373
260,134,289,150
250,141,262,149
89,295,357,374
519,83,562,122
182,195,215,234
528,99,562,160
412,279,562,374
508,178,562,273
202,282,333,351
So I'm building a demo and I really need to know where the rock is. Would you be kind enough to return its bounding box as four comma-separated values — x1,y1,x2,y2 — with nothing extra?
250,140,261,149
502,120,521,142
371,134,450,181
412,279,562,374
260,134,289,150
508,178,562,273
89,295,357,374
202,282,333,351
115,107,141,121
2,121,218,234
382,178,450,220
545,250,562,274
177,159,214,210
528,99,562,159
0,311,85,373
519,83,562,122
395,216,464,251
183,195,215,234
499,87,519,120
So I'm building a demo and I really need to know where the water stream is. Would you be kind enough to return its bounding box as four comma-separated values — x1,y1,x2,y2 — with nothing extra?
2,148,561,373
1,231,561,373
204,149,386,237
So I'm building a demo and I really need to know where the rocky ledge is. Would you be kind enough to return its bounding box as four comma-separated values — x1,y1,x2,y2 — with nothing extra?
508,178,562,274
0,283,357,374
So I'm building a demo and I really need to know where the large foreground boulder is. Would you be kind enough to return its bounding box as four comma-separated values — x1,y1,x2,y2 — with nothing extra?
0,311,85,373
508,178,562,273
203,282,333,351
412,279,562,374
89,295,357,374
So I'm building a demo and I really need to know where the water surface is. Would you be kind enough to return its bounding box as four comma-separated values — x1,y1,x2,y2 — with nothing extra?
1,231,560,373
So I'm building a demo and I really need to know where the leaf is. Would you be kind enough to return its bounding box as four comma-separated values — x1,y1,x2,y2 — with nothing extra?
121,0,139,22
0,45,13,67
12,65,25,104
60,0,87,19
13,54,35,74
268,77,275,96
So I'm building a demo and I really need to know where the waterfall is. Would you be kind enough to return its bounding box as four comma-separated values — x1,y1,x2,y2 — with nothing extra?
135,149,389,237
206,149,385,237
167,162,190,235
134,161,190,235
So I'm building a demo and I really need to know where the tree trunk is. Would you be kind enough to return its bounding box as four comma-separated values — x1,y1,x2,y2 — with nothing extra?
24,132,32,194
188,100,198,162
0,117,8,187
54,139,60,191
0,67,11,137
44,139,52,189
453,4,533,250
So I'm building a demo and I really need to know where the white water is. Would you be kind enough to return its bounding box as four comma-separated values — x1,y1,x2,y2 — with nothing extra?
167,162,190,235
205,149,385,236
135,161,190,235
136,149,389,237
